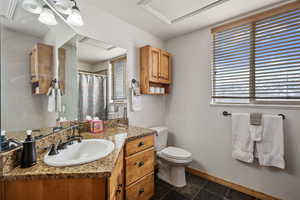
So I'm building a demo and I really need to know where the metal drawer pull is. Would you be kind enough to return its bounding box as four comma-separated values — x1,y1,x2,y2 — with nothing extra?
138,141,145,147
138,161,144,167
139,188,145,195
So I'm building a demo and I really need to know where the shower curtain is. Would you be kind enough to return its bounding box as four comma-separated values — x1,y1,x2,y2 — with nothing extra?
78,73,107,120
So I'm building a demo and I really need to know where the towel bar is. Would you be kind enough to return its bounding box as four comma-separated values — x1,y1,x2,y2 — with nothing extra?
222,111,285,120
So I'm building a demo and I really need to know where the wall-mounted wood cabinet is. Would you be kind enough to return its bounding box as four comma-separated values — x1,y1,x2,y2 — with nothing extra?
58,48,66,94
140,45,171,95
29,43,53,95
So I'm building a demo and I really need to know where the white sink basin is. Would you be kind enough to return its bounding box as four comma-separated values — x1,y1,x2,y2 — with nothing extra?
44,139,115,167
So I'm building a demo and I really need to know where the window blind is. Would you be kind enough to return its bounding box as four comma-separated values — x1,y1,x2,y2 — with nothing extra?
212,4,300,102
112,57,126,100
213,24,252,99
254,9,300,99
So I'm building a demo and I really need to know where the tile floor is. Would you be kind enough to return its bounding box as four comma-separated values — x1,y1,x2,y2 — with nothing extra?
151,172,260,200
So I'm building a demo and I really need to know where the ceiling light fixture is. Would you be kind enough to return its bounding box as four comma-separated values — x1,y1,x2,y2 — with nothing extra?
38,5,57,26
22,0,42,14
67,1,84,26
53,0,72,15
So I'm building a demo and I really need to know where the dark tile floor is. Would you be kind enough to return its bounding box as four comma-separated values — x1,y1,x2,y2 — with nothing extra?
151,172,260,200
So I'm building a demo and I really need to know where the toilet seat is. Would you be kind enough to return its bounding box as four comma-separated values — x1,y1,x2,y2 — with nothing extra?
158,146,192,164
161,146,192,160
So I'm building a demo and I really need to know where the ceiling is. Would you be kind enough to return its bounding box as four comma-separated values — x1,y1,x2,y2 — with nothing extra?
78,37,127,64
78,0,294,40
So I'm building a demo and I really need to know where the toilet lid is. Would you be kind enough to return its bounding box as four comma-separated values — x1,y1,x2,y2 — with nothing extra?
161,146,192,160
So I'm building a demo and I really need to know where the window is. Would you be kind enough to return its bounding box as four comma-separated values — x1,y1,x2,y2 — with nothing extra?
212,2,300,104
111,57,126,100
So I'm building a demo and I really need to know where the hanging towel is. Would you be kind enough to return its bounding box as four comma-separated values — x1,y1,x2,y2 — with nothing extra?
249,125,263,142
56,88,62,113
256,115,285,169
232,113,254,163
249,113,263,141
131,89,142,111
47,87,55,112
250,112,262,125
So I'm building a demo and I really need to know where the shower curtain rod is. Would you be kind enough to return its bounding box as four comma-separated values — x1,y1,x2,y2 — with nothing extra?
78,70,107,77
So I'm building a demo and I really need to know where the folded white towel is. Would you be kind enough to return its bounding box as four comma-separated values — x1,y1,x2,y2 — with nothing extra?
48,87,55,112
131,88,142,112
249,124,263,142
56,88,62,113
256,115,285,169
232,113,254,163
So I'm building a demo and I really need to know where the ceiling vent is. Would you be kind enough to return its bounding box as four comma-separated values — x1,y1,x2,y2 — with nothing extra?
138,0,230,24
0,0,18,20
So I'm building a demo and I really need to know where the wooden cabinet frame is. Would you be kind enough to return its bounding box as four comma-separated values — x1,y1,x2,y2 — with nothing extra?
140,45,171,95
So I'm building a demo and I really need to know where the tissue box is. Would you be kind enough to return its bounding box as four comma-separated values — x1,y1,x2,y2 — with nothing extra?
90,120,104,133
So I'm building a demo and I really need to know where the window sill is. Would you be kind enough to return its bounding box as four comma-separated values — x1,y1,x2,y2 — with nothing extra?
210,102,300,110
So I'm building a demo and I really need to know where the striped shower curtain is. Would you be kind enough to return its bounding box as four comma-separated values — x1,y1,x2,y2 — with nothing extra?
78,73,107,120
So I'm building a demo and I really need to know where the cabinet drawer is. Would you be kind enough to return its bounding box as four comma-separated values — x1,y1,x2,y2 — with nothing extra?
126,173,154,200
125,148,154,186
125,135,154,156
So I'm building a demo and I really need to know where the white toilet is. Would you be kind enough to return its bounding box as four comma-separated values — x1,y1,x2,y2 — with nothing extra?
151,126,192,187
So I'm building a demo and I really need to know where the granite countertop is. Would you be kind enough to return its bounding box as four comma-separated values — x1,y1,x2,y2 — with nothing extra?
2,126,155,181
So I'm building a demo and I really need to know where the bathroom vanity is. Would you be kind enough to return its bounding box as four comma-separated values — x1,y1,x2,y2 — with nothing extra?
0,125,155,200
0,2,154,200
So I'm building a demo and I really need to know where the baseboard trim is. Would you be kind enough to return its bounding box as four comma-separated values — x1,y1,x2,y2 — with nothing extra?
186,167,281,200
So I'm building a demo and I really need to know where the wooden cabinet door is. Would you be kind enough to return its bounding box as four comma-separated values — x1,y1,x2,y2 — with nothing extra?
58,48,66,94
37,43,53,94
109,150,124,200
29,48,38,83
149,47,160,83
116,168,124,200
159,50,171,84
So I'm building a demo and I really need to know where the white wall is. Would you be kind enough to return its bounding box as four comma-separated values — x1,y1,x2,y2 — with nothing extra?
1,29,47,131
72,3,166,128
78,61,93,72
92,61,110,72
165,28,300,200
1,19,75,131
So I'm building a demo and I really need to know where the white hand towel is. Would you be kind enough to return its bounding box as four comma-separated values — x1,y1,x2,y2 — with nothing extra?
48,87,55,112
256,115,285,169
131,88,142,112
249,124,263,142
55,88,62,113
232,113,254,163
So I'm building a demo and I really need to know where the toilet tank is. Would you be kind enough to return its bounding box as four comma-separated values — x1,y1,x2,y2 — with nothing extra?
150,126,168,151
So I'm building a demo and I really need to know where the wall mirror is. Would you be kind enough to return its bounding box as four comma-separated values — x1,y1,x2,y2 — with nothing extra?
73,35,128,121
0,0,76,151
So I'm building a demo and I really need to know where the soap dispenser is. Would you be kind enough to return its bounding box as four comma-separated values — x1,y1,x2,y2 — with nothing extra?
0,130,9,151
21,130,37,168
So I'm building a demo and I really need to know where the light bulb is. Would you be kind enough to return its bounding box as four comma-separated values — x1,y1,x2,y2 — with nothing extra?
22,0,42,14
38,5,57,26
67,6,84,26
54,0,72,15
